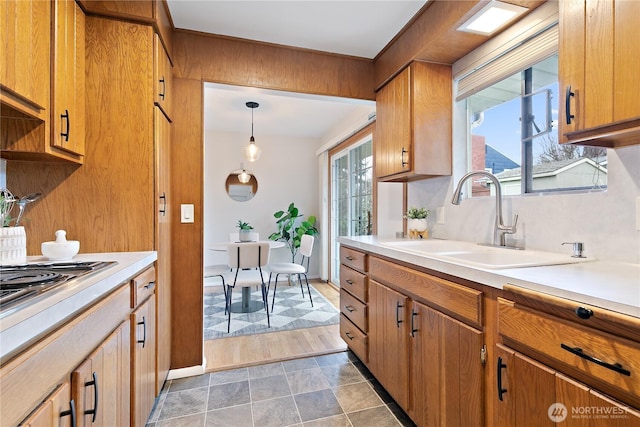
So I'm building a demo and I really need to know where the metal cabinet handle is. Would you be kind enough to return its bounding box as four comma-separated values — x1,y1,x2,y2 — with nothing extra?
401,147,408,167
344,305,355,313
144,281,156,290
137,316,147,348
159,77,166,100
345,279,354,285
575,306,593,319
345,256,354,261
565,85,575,125
345,332,354,340
61,109,70,141
84,372,99,422
60,399,77,427
395,302,403,327
561,344,630,376
497,357,507,401
159,192,166,215
410,309,418,337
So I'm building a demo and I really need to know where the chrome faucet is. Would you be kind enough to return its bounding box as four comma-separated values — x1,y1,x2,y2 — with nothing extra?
451,171,518,247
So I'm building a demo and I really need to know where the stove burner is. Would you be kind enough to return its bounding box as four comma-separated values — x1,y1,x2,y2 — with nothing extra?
1,270,65,288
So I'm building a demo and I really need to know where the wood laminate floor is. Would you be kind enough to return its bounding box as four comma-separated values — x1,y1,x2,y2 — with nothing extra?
203,280,347,372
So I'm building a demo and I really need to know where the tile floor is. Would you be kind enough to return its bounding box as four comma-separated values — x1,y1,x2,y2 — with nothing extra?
147,351,416,427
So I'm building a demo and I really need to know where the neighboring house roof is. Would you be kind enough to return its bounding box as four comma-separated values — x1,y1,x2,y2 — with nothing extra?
493,157,608,182
485,144,519,174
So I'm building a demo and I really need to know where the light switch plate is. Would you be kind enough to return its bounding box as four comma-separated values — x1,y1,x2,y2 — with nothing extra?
181,204,194,223
436,206,445,224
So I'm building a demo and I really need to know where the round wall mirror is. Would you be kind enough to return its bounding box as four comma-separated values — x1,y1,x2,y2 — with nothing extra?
225,170,258,201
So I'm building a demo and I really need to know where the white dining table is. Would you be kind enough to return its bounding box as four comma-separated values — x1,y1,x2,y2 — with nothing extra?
208,240,285,313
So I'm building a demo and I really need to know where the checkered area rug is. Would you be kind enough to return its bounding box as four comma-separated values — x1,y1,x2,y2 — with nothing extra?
204,283,340,340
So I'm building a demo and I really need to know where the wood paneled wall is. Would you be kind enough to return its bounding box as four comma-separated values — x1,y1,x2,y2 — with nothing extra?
7,17,154,255
172,30,375,101
169,77,204,368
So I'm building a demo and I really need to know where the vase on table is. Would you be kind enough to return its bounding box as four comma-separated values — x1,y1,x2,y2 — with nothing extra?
407,218,428,239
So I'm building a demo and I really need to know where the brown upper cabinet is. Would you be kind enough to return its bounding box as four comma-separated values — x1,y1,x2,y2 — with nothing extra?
559,0,640,147
375,61,452,182
0,0,50,119
154,34,173,121
52,0,86,159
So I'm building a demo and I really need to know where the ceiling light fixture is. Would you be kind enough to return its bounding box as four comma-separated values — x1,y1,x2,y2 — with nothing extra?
244,101,262,162
237,162,251,184
457,1,528,36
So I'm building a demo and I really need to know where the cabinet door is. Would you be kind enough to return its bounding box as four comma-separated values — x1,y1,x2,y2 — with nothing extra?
131,296,157,427
556,373,640,427
410,301,483,427
72,321,130,427
52,0,85,156
154,107,171,391
0,0,50,114
154,34,173,120
375,67,411,178
22,382,74,427
368,279,409,409
494,344,556,427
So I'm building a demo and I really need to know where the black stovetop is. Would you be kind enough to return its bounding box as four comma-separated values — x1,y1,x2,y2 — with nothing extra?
0,261,117,310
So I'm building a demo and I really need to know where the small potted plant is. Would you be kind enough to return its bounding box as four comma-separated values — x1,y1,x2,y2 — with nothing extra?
236,220,254,242
404,206,430,238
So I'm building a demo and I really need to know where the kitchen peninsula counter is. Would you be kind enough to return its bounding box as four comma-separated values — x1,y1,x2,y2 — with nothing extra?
338,236,640,318
0,251,157,363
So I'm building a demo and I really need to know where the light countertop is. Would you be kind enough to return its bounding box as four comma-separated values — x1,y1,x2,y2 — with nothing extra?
338,236,640,318
0,251,157,362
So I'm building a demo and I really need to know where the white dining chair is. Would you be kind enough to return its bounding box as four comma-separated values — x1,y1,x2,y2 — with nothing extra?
225,242,271,333
203,259,232,315
265,234,314,311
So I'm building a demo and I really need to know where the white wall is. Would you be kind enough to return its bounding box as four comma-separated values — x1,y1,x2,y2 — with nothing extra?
203,130,321,275
405,145,640,264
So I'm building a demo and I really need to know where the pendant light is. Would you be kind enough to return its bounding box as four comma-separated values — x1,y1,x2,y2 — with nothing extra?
237,162,251,184
244,101,262,162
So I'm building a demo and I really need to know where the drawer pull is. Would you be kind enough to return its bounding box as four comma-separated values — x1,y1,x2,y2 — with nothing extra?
344,305,355,313
560,344,631,376
345,256,354,261
497,357,507,401
345,332,354,340
144,281,156,290
575,306,593,319
345,279,354,285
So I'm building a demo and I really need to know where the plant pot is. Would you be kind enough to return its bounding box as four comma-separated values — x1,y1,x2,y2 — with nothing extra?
407,218,427,232
0,226,27,265
239,230,253,242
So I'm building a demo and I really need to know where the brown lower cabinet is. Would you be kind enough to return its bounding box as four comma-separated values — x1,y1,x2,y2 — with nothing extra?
494,344,640,426
339,245,640,427
20,382,74,427
132,295,157,427
72,321,130,427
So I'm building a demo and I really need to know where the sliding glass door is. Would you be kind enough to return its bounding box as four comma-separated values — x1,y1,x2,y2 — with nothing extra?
330,136,373,285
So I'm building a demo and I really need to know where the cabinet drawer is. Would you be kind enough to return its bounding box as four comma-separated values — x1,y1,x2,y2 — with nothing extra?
370,256,482,328
131,266,156,308
340,314,367,363
340,289,367,332
340,265,367,303
340,246,367,272
498,298,640,407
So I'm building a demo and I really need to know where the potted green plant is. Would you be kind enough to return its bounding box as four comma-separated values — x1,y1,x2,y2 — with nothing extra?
268,202,318,261
404,206,430,238
236,220,254,242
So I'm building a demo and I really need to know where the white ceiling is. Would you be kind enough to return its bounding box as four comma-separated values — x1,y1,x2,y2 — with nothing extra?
166,1,428,138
